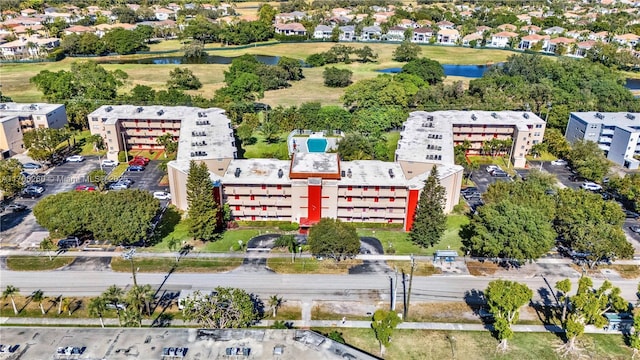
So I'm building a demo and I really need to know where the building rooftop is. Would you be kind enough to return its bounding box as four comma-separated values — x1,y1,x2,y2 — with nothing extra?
289,153,340,179
571,112,640,133
0,327,378,360
223,159,291,185
0,102,64,122
338,160,406,186
396,111,544,164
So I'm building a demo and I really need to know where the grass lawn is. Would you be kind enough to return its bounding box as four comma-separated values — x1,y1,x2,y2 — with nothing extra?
5,256,74,271
526,150,557,162
386,260,441,276
385,131,400,160
358,215,469,255
110,257,242,273
270,304,302,321
313,328,631,360
467,260,500,276
266,258,363,274
107,164,128,180
603,265,640,279
241,131,289,159
202,229,260,252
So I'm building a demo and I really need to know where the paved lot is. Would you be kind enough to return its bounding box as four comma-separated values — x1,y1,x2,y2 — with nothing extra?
120,161,168,194
470,165,512,193
530,161,582,190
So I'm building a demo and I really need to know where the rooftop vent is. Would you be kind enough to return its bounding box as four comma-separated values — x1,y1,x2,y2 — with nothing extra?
105,106,113,112
347,168,352,178
29,104,39,110
341,170,346,177
234,167,241,178
471,114,477,121
491,112,498,119
626,113,635,120
0,104,6,110
197,112,208,118
426,115,434,121
191,141,207,146
388,169,394,178
190,151,208,157
595,112,604,119
191,131,206,137
523,113,529,119
136,107,143,113
157,110,164,116
278,168,284,179
196,120,210,125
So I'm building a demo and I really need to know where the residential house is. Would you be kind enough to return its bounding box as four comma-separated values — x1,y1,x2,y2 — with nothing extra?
2,10,18,19
360,25,382,41
613,33,640,48
573,40,596,57
546,37,576,53
64,25,95,35
11,25,44,36
331,8,351,17
459,10,473,19
589,31,609,42
373,12,394,26
0,36,59,58
566,30,589,40
437,28,460,45
19,9,37,17
328,15,351,25
313,25,333,40
417,19,433,27
528,11,544,18
436,20,455,29
275,11,307,23
517,14,532,24
386,26,405,41
274,22,306,36
520,25,541,35
154,8,175,21
462,33,483,47
563,12,580,23
497,24,517,32
339,25,356,41
167,3,181,11
398,19,418,28
94,23,137,38
475,26,492,35
43,12,74,23
519,34,550,50
543,26,566,35
489,31,518,48
412,27,434,43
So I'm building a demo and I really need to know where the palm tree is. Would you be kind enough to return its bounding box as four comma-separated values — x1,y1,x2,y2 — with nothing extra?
31,290,46,315
88,296,108,328
268,295,282,318
126,285,155,316
3,285,20,315
61,297,73,316
103,285,125,326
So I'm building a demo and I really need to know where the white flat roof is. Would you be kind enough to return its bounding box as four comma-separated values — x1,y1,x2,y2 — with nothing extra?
0,102,64,122
571,112,640,133
290,152,340,174
338,160,406,186
223,159,291,185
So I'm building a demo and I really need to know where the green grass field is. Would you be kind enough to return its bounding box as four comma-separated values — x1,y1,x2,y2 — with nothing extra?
5,256,75,271
110,257,242,273
358,214,469,255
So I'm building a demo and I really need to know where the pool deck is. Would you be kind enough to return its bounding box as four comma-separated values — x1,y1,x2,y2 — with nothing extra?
288,131,341,155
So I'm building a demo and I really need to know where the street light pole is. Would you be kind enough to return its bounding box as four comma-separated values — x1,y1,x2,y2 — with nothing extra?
404,254,415,321
121,131,129,162
123,248,137,287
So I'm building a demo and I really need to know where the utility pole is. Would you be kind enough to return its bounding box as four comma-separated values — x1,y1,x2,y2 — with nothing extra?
404,254,415,320
123,248,137,287
121,131,129,162
390,267,399,311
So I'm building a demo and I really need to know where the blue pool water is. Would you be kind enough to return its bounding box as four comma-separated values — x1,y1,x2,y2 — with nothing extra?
376,64,492,78
307,138,328,152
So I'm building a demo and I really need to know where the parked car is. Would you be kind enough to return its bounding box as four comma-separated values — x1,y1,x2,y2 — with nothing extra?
66,155,85,162
153,191,171,200
109,182,129,190
127,165,145,172
630,226,640,234
22,162,42,170
491,170,509,177
58,236,80,248
101,159,117,167
4,204,27,212
581,182,602,191
551,159,568,166
625,210,640,219
569,175,586,182
118,178,134,186
486,165,500,173
21,186,43,198
75,185,97,192
133,156,150,165
24,185,44,194
461,187,478,194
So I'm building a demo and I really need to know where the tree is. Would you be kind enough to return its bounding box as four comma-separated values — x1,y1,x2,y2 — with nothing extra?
323,67,352,88
126,284,155,318
22,127,68,163
275,235,298,263
258,4,277,24
260,119,280,144
337,134,374,160
88,134,104,151
88,169,108,191
277,56,304,81
103,285,125,326
461,200,556,262
630,312,640,359
392,41,422,62
167,68,202,90
485,280,532,351
559,277,627,356
88,296,108,328
156,133,178,157
186,161,220,241
555,279,571,323
268,295,282,317
0,159,25,198
307,218,360,262
409,166,447,248
401,58,445,85
567,140,611,182
608,173,640,211
354,46,378,63
183,40,204,58
31,289,46,315
3,285,19,315
371,309,401,356
39,237,56,261
182,287,259,328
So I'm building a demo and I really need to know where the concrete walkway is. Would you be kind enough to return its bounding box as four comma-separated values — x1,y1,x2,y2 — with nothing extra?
0,317,621,335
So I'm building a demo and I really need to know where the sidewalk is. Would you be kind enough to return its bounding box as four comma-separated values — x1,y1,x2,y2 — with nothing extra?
0,317,621,335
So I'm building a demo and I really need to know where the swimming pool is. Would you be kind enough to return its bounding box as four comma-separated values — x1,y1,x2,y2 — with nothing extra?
307,138,328,152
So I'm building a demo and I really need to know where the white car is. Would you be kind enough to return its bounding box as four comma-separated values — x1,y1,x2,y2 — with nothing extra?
153,191,171,200
581,182,602,191
66,155,85,163
101,159,117,167
486,165,500,173
551,159,568,166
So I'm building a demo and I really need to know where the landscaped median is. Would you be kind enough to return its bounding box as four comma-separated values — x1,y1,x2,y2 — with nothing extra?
266,257,363,275
5,256,75,271
109,257,243,273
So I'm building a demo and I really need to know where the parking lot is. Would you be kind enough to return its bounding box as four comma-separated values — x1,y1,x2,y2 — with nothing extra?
529,161,582,190
469,164,513,193
1,156,169,248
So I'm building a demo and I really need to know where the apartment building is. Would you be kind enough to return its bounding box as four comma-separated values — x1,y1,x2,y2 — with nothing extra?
399,111,546,169
565,112,640,169
0,102,67,158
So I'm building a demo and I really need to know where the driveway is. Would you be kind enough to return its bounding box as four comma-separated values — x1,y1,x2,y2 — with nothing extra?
349,237,391,274
470,165,513,193
122,161,167,193
624,218,640,254
530,161,582,190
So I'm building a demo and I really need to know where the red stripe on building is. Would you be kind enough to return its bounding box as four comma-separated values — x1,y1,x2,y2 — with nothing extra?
307,183,322,221
404,189,420,231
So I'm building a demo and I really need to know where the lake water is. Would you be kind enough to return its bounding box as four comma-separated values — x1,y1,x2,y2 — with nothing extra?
377,64,493,78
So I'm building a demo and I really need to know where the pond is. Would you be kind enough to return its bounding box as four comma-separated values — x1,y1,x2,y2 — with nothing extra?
377,64,494,78
100,54,282,65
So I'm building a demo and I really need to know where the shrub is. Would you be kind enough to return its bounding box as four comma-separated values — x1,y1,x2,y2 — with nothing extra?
118,151,131,162
278,222,300,231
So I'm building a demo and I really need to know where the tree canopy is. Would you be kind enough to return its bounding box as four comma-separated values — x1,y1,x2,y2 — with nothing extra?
392,41,422,62
22,127,70,163
401,58,445,85
409,166,447,248
566,140,611,182
371,309,401,357
307,218,360,261
182,287,260,328
186,161,221,242
0,159,25,198
485,280,532,351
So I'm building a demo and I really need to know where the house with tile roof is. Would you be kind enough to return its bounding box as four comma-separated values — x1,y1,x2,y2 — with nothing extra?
412,27,434,43
489,31,518,48
274,22,307,36
437,28,459,45
313,25,334,39
462,33,482,47
519,34,550,50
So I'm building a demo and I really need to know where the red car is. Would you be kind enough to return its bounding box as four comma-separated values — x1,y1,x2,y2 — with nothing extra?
133,156,150,165
75,185,96,192
128,159,146,166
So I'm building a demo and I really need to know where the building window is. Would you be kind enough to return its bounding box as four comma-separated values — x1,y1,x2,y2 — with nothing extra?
364,186,368,191
347,197,352,202
277,185,282,190
251,216,256,221
235,206,240,211
251,206,255,210
493,134,498,138
535,124,542,128
136,129,140,132
389,197,395,202
262,206,267,211
250,195,255,201
235,195,239,200
106,131,111,134
261,184,266,190
375,186,380,192
348,186,352,191
374,197,379,202
390,186,395,191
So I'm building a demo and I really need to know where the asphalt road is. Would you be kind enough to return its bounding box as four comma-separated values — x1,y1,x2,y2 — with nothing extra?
3,270,639,305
